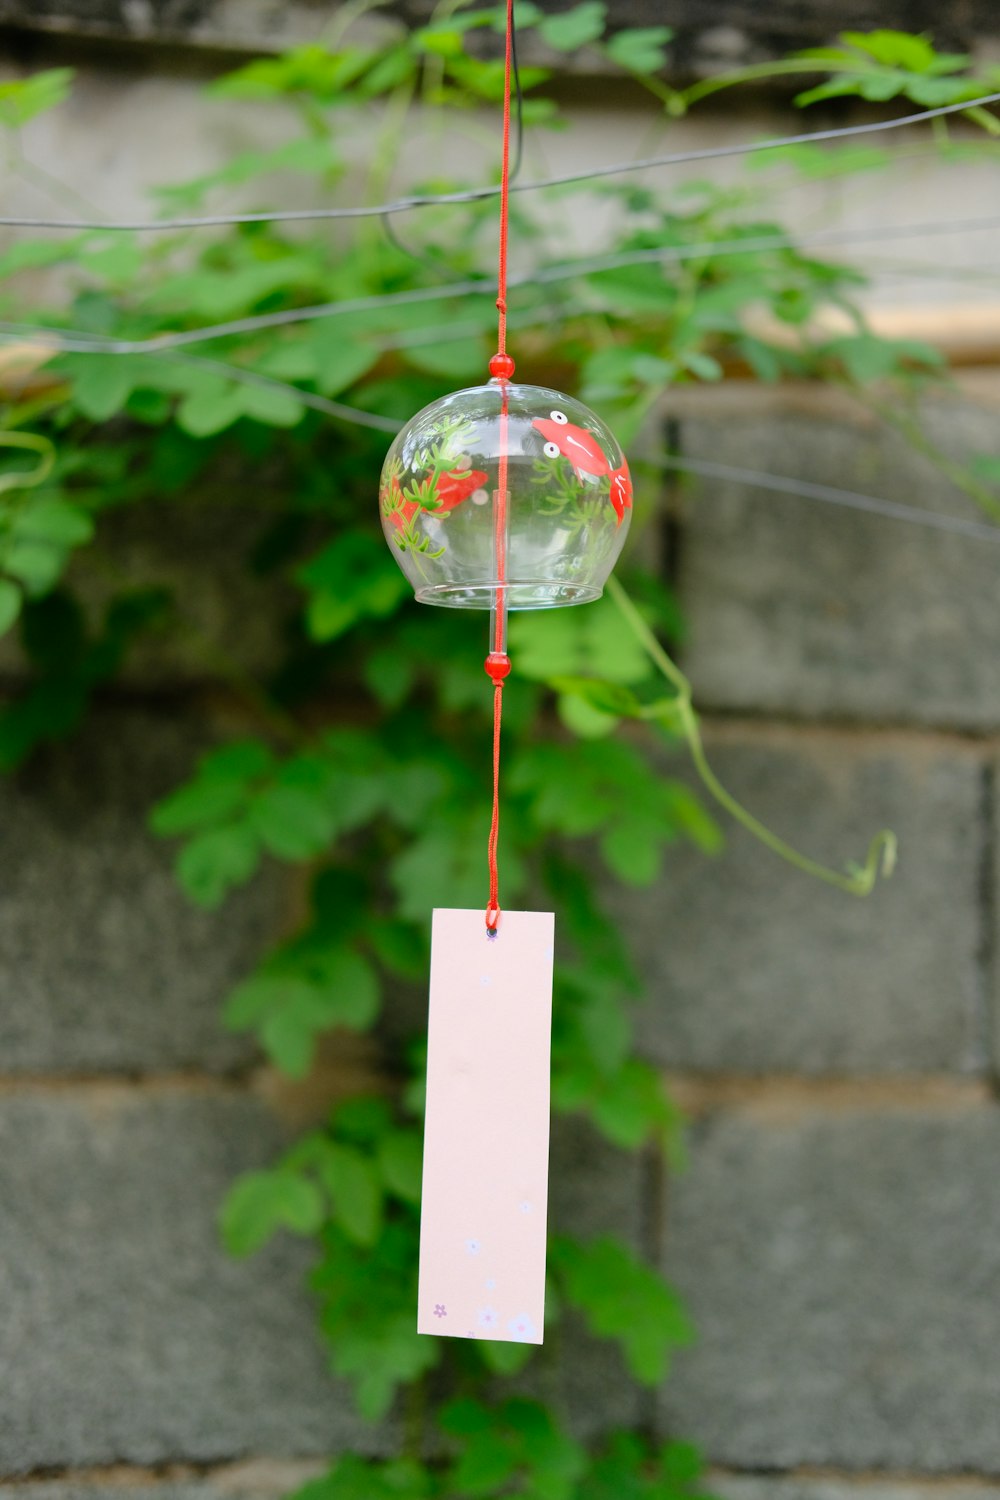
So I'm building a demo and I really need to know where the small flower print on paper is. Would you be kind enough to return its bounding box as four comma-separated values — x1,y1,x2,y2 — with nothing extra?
433,1304,447,1318
477,1305,498,1331
465,1237,481,1256
519,1200,532,1214
485,1277,497,1291
508,1313,538,1341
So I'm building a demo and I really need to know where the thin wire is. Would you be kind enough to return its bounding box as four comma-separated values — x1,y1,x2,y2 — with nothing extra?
0,280,495,354
658,454,1000,544
0,90,997,233
163,351,404,431
9,208,1000,360
6,328,997,545
8,318,1000,543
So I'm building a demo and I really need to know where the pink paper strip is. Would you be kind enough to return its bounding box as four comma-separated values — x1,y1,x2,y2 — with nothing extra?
418,908,555,1344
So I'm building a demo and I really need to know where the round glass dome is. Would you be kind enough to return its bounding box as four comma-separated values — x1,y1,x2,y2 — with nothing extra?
379,379,632,609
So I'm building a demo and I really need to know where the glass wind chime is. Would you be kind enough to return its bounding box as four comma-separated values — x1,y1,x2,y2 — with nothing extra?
379,0,632,1349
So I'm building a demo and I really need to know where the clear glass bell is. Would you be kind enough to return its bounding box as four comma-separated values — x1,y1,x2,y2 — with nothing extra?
379,379,632,609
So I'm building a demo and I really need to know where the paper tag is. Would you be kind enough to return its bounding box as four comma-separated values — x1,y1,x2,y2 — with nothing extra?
418,908,554,1344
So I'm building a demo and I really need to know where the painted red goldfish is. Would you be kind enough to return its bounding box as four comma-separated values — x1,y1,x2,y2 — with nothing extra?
387,467,489,530
532,410,632,526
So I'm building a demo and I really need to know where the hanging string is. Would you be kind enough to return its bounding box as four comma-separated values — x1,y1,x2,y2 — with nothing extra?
484,0,516,937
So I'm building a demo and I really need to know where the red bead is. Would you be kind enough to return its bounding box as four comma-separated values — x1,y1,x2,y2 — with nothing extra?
489,353,515,381
484,651,511,683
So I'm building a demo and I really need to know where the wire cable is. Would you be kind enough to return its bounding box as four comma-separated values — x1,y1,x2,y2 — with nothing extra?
5,329,997,543
0,90,996,233
658,454,1000,545
7,208,1000,357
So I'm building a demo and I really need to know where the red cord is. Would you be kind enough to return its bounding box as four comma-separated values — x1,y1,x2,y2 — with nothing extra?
496,0,513,358
485,682,503,932
484,0,516,938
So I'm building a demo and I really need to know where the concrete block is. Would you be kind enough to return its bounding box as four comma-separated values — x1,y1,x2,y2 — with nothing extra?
543,1117,647,1436
9,504,300,689
660,1105,1000,1470
990,757,1000,1080
0,1089,373,1472
0,1090,644,1472
713,1480,1000,1500
613,728,984,1075
0,1471,314,1500
0,707,286,1074
676,393,1000,729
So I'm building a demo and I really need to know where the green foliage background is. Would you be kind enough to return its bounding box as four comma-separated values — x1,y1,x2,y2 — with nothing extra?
0,9,997,1495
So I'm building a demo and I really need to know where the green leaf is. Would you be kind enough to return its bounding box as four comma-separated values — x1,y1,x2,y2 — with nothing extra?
11,498,94,548
3,542,64,597
248,782,336,860
2,497,94,598
377,1130,423,1204
0,579,20,635
509,596,651,685
259,988,335,1075
211,44,376,103
840,28,959,72
0,68,73,128
452,1429,518,1494
225,949,379,1074
157,136,340,210
333,1095,395,1145
557,691,620,739
538,2,606,51
150,739,274,836
475,1337,534,1376
823,332,943,383
288,1456,437,1500
592,1058,682,1153
313,1221,439,1420
308,327,381,395
355,45,416,97
551,1234,693,1383
220,1169,324,1256
78,234,142,283
297,531,411,642
363,647,415,709
660,1439,705,1484
150,779,245,839
604,26,672,73
413,27,465,57
0,234,91,277
67,354,136,420
971,454,1000,484
176,378,246,437
174,821,260,907
405,337,490,379
681,350,723,382
599,816,664,884
238,379,305,428
320,1141,383,1246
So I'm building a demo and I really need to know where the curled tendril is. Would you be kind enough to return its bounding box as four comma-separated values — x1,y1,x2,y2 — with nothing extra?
0,430,56,496
606,575,897,897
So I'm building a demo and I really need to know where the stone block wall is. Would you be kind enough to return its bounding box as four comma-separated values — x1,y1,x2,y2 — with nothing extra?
1,21,999,1497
